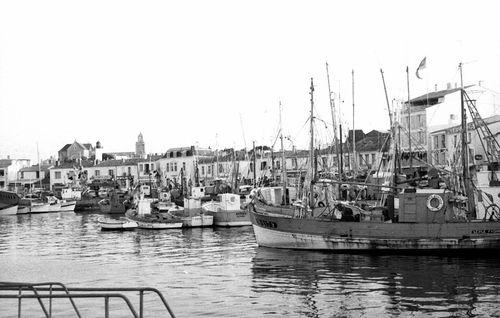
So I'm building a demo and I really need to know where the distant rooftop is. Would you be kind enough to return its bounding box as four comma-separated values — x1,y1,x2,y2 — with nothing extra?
406,85,474,107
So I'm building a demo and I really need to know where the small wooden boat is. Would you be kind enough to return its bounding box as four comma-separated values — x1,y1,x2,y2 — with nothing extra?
98,217,138,231
125,209,183,229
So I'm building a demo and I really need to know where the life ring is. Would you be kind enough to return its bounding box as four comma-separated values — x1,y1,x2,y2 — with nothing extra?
427,194,444,212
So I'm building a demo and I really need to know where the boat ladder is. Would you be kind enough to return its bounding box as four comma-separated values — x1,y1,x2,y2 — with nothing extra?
0,281,176,318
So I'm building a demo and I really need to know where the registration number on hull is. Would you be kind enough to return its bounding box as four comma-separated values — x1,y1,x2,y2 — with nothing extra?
471,229,497,235
256,219,277,229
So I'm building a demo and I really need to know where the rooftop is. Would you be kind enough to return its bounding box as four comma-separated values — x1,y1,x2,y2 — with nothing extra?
406,85,474,107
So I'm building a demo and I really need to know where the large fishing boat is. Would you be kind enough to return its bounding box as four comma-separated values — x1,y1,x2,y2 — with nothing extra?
249,74,500,251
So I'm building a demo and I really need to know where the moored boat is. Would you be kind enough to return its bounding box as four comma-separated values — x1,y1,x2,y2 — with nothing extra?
248,76,500,252
98,217,138,231
202,193,251,226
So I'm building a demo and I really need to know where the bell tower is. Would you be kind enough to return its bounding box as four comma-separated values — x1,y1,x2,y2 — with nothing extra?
135,133,145,158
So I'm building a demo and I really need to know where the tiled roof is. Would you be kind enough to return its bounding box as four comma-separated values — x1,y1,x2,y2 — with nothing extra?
50,160,95,170
19,164,52,172
59,144,71,152
95,159,146,167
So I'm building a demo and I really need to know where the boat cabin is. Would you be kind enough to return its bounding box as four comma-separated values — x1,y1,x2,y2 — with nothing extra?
258,187,297,206
398,188,456,223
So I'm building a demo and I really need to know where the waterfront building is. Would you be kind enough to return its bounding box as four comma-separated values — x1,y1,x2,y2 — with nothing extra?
355,130,390,171
49,160,94,190
16,164,53,191
429,114,500,167
156,146,214,186
58,141,96,162
399,84,489,170
0,158,31,190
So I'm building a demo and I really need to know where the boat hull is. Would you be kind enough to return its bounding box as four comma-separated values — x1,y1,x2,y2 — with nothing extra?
249,211,500,251
135,221,183,229
204,210,251,227
99,219,138,231
181,215,213,227
27,203,62,213
59,201,76,212
0,205,19,216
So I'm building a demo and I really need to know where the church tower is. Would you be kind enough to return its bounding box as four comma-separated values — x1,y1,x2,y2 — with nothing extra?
135,133,146,158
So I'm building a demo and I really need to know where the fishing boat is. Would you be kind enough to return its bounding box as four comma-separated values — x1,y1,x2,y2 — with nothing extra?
98,217,138,231
0,190,20,216
249,76,500,252
202,193,251,226
168,197,213,227
125,196,183,229
98,190,132,214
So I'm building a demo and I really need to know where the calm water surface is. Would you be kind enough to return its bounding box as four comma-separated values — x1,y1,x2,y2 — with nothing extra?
1,213,499,317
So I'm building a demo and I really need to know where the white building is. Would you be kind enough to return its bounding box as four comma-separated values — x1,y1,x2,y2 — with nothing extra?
0,158,31,190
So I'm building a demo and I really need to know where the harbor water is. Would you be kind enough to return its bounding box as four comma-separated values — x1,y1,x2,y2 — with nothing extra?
1,212,500,317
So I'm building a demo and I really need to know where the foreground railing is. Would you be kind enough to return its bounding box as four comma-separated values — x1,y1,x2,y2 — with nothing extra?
0,282,176,318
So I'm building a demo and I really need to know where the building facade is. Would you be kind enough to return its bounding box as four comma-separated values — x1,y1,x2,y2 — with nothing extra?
58,141,96,162
0,158,31,190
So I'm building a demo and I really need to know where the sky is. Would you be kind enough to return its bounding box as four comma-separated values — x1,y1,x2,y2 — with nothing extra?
1,0,500,162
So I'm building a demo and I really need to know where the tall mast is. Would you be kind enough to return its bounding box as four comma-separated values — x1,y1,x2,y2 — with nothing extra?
406,66,412,170
380,69,397,187
252,141,257,188
326,62,340,173
352,70,357,173
309,78,315,209
279,101,287,204
459,62,474,217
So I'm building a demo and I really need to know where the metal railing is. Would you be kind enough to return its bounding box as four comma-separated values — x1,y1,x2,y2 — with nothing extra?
0,282,176,318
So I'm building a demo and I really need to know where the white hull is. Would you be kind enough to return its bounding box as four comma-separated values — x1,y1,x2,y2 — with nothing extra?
215,220,252,226
28,203,61,213
210,210,251,227
99,218,138,230
0,205,19,216
59,201,76,212
17,206,29,214
135,221,183,229
181,215,213,227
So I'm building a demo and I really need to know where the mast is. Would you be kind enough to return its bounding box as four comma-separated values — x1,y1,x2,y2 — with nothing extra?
406,66,412,170
252,141,256,188
309,78,315,209
459,62,475,218
352,70,357,173
279,101,287,204
326,62,340,172
380,69,397,187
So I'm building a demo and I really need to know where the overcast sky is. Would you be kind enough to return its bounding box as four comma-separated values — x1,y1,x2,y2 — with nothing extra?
1,0,499,162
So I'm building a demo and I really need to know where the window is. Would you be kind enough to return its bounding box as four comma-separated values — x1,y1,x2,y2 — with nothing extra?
292,158,298,168
453,135,458,146
207,165,211,174
176,151,182,157
202,166,205,175
261,161,267,170
55,171,61,179
371,154,376,164
174,163,177,172
0,181,4,188
21,172,25,179
183,162,186,172
166,163,170,172
128,167,131,175
150,163,155,170
250,162,254,173
109,169,114,176
145,164,150,174
0,169,4,177
276,161,280,170
359,155,363,164
139,164,143,172
365,154,369,165
95,170,100,177
468,132,472,143
433,136,439,149
170,152,174,158
218,164,223,173
417,114,422,126
440,134,446,148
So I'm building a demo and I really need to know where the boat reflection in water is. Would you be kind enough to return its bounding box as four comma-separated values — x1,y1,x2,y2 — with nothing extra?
251,248,500,317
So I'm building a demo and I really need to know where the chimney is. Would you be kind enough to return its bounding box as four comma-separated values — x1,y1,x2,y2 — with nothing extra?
447,83,452,90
